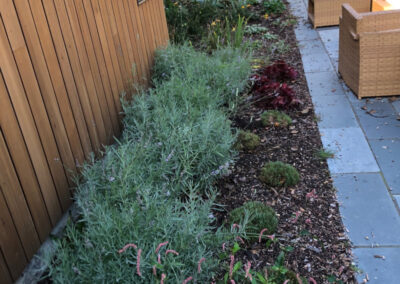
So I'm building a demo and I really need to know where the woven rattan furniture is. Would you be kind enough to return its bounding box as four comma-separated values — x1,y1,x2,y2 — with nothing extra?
338,4,400,98
308,0,371,28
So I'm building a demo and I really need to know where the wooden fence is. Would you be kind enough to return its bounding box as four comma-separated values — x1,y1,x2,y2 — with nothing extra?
0,0,168,281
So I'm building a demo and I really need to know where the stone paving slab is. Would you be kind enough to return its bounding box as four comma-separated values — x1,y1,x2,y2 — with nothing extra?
393,100,400,114
294,21,319,41
353,248,400,283
313,95,358,129
305,71,346,97
317,28,339,70
395,195,400,208
333,173,400,246
369,139,400,194
320,127,380,174
352,100,400,140
298,40,334,73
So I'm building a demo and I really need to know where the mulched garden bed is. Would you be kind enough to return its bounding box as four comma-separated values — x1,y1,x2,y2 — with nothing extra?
213,2,357,283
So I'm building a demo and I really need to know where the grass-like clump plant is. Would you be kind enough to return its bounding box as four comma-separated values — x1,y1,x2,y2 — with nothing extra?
235,130,260,150
260,161,300,187
44,45,251,283
261,110,292,127
315,149,335,160
229,201,278,241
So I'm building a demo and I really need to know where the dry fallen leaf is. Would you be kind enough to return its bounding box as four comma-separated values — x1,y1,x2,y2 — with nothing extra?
373,255,386,260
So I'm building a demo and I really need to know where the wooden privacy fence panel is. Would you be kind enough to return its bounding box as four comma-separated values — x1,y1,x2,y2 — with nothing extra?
0,0,168,281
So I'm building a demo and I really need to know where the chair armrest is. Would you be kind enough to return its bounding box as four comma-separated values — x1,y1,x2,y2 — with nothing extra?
341,4,362,39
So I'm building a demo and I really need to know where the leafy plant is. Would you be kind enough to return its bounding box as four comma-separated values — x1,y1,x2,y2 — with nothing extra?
262,32,278,40
261,110,292,127
235,130,261,150
260,161,300,187
259,60,298,82
263,0,286,15
270,40,290,54
164,0,252,44
245,24,269,35
229,201,278,241
251,81,301,110
250,61,301,110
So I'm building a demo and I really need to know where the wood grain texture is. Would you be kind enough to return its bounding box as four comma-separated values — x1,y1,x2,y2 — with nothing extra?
0,0,168,281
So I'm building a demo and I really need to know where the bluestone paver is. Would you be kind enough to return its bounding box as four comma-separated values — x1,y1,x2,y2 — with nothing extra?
318,28,339,70
395,195,400,208
298,40,334,73
305,71,346,97
333,173,400,246
353,248,400,283
320,127,380,174
293,20,319,41
354,101,400,140
313,95,358,128
369,139,400,194
289,0,400,281
392,100,400,114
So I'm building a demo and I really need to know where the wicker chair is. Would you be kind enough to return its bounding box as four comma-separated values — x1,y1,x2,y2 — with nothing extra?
338,4,400,98
308,0,371,28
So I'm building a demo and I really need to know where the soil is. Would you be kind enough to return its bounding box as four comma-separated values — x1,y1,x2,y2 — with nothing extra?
213,2,357,283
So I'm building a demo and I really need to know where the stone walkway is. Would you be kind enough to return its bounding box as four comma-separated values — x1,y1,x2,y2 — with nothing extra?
287,0,400,282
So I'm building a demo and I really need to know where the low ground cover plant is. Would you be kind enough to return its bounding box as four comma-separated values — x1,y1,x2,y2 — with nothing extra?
229,201,278,241
260,161,300,187
45,45,251,283
235,130,261,150
261,110,292,127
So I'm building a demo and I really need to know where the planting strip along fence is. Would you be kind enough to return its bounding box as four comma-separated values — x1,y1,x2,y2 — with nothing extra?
0,0,168,282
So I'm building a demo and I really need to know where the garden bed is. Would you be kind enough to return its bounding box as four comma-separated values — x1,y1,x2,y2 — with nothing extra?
39,0,358,283
213,2,357,283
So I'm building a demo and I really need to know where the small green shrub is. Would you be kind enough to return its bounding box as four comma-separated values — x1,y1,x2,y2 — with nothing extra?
263,0,286,15
235,130,260,150
260,161,300,187
261,110,292,127
229,201,278,241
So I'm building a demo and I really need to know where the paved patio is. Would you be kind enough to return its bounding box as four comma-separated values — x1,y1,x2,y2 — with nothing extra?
287,0,400,282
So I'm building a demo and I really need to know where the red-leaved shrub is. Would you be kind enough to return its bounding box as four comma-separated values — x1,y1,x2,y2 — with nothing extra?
250,61,301,110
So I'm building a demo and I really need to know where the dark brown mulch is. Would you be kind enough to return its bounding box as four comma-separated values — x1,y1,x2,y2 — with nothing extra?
213,3,357,283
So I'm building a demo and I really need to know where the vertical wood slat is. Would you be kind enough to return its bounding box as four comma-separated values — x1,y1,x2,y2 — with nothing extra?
0,126,41,259
0,251,12,284
0,0,168,281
